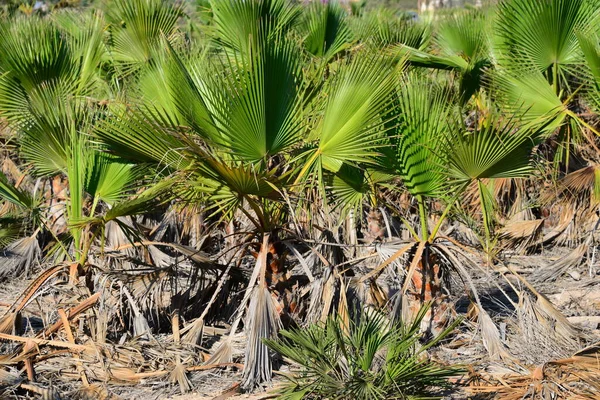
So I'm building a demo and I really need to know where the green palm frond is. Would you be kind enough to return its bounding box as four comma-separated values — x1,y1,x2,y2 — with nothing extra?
85,153,138,206
0,17,75,91
161,46,221,141
136,50,186,124
146,30,305,163
96,106,190,170
329,164,371,212
302,0,352,60
394,74,454,198
577,32,600,111
487,69,565,132
0,172,37,211
198,34,304,161
66,121,85,254
496,0,600,83
356,9,431,49
398,10,491,104
0,218,26,248
435,10,490,64
446,116,539,186
209,0,298,53
311,55,396,173
0,81,88,176
265,305,462,400
106,0,183,75
53,10,108,93
72,179,173,229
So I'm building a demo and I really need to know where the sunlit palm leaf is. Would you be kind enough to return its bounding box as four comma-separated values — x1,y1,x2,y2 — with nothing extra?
302,0,352,59
578,32,600,111
398,10,491,104
53,10,108,94
496,0,600,80
487,69,565,131
0,17,76,91
0,172,36,211
106,0,183,75
96,107,190,171
356,9,431,49
313,56,396,173
394,74,453,198
85,153,138,206
209,0,298,54
446,117,539,186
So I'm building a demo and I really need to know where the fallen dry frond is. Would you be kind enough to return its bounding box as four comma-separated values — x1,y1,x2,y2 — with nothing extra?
469,345,600,399
499,219,544,254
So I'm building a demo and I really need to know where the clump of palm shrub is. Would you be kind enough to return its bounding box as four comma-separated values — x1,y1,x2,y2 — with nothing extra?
265,304,463,400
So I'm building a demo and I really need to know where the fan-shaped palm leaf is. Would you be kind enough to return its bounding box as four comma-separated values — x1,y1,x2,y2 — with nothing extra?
106,0,183,75
308,56,396,174
397,10,491,104
301,0,352,60
209,0,298,54
0,17,75,91
496,0,600,82
356,9,431,49
446,117,539,186
394,74,453,198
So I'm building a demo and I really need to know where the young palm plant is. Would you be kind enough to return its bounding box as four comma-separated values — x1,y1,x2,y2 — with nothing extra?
265,303,463,400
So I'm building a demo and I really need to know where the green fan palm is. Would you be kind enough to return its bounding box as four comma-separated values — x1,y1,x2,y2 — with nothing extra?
0,14,162,266
496,0,600,83
209,0,298,54
491,0,600,172
445,115,542,254
355,9,431,49
396,10,492,104
106,0,184,76
301,0,353,60
265,304,462,400
96,10,398,387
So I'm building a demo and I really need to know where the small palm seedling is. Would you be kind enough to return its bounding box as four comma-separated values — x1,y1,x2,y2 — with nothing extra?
265,304,463,400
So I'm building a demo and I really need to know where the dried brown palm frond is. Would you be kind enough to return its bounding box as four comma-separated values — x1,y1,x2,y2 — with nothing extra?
177,205,208,249
104,218,138,266
477,307,505,360
434,243,508,359
533,242,588,282
306,266,337,324
169,362,191,393
498,219,544,254
540,205,576,245
240,234,282,391
541,165,600,246
0,367,22,385
0,232,42,279
19,383,61,399
461,178,532,227
121,284,151,340
469,344,600,399
0,264,67,334
371,240,414,279
348,277,388,309
494,260,582,351
516,293,579,359
182,260,235,345
74,384,122,400
241,286,281,391
205,234,273,386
